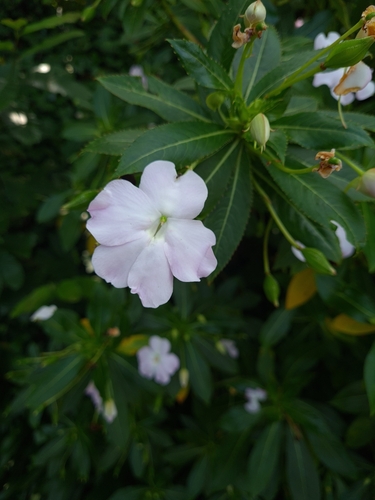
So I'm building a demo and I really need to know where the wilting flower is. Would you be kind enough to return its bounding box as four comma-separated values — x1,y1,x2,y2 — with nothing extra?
137,335,180,385
87,160,217,308
313,32,375,104
292,221,355,261
314,149,342,178
232,24,253,49
244,387,267,413
357,5,375,39
220,339,239,359
30,305,57,321
85,381,118,423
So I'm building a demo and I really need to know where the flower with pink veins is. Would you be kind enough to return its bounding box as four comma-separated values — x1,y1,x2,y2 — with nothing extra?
86,160,217,308
137,335,180,385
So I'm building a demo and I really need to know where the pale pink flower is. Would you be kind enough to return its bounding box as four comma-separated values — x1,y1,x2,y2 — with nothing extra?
221,339,239,359
30,305,57,321
137,335,180,385
291,221,355,262
312,32,375,104
244,387,267,414
87,160,217,308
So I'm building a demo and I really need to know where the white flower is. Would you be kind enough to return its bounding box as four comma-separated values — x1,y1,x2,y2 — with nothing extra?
103,399,118,423
244,387,267,413
137,335,180,385
85,382,118,423
87,160,217,308
30,305,57,321
291,221,355,262
312,32,375,104
220,339,239,359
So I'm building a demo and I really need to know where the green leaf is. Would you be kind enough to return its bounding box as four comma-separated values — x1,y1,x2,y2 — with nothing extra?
0,251,24,290
83,129,144,155
246,421,283,496
286,429,321,500
207,0,249,70
62,190,98,211
220,406,260,433
116,122,234,176
187,455,208,497
193,336,237,375
0,41,15,51
205,146,252,279
22,12,81,35
168,39,234,91
37,192,70,223
20,30,85,59
322,110,375,132
11,284,56,318
364,341,375,415
260,308,295,347
268,129,288,164
0,62,18,112
58,211,83,252
331,381,369,414
267,163,365,249
98,74,210,122
284,96,318,116
196,139,240,216
27,354,85,410
107,487,145,500
1,18,28,31
362,203,375,272
271,112,372,150
185,341,213,404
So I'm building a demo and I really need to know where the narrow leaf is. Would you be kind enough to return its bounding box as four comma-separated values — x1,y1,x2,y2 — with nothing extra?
260,308,295,346
20,30,85,58
82,129,144,155
364,341,375,415
185,342,212,404
22,12,81,35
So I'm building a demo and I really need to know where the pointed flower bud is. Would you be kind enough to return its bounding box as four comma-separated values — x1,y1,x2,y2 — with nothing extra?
314,149,342,178
358,168,375,197
324,37,374,69
244,0,267,27
334,61,373,96
301,247,336,275
249,113,270,150
103,399,118,423
263,274,280,307
179,368,189,388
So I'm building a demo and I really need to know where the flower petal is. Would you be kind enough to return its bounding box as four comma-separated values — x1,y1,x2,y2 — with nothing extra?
154,353,180,385
128,238,173,308
137,346,155,378
149,335,171,355
139,161,208,219
87,179,160,246
313,69,344,89
291,241,306,262
314,31,339,50
91,235,150,288
331,221,355,258
334,62,373,96
356,80,375,100
164,219,217,282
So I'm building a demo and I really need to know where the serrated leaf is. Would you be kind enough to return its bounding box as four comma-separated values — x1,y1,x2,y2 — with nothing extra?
82,129,144,155
247,421,283,496
364,341,375,415
285,269,317,310
322,110,375,132
286,429,321,500
205,145,252,279
169,39,233,91
98,75,210,122
271,112,372,150
116,122,234,175
207,0,248,70
267,163,365,248
268,129,288,163
284,96,318,116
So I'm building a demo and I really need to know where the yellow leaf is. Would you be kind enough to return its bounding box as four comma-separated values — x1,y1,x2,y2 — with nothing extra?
327,314,375,335
285,268,317,310
117,334,148,355
80,318,95,336
176,386,189,404
86,234,97,255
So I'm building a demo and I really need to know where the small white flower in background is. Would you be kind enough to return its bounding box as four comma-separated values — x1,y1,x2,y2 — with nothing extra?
30,305,57,321
87,160,217,308
291,220,355,262
85,382,118,423
137,335,180,385
220,339,239,359
312,32,375,105
9,112,28,126
244,387,267,414
33,63,51,74
129,65,148,90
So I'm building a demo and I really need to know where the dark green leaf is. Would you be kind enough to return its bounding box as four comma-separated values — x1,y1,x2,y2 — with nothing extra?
260,308,295,347
0,251,24,290
20,30,85,59
11,284,56,318
331,381,369,414
185,341,213,404
364,341,375,415
169,39,234,91
116,122,234,176
362,203,375,272
22,12,81,35
82,129,144,155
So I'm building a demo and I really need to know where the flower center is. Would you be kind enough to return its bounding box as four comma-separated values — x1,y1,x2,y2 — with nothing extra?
153,215,168,237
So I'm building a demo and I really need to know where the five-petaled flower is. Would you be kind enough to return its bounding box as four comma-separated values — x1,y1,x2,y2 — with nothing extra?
87,160,217,308
137,335,180,385
244,387,267,413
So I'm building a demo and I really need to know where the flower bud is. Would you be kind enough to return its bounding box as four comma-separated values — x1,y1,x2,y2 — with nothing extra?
263,274,280,307
324,37,374,69
249,113,270,150
179,368,189,388
206,91,227,110
358,168,375,198
301,248,336,275
103,399,118,423
333,61,373,96
244,0,267,27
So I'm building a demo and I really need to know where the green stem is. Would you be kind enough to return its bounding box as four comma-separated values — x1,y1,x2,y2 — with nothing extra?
335,151,365,176
266,18,364,98
162,0,201,46
337,96,347,129
234,40,254,95
246,142,315,175
253,177,303,249
263,218,273,274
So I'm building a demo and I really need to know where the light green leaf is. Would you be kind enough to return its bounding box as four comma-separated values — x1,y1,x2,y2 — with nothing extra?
22,12,81,35
247,421,283,496
20,30,85,59
116,122,234,176
205,146,252,279
268,129,288,164
98,74,210,122
364,341,375,415
169,39,234,91
83,129,144,155
1,18,28,31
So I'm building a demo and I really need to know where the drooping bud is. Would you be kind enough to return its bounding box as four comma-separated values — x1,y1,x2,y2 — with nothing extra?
301,248,336,275
244,0,267,27
314,149,342,178
358,168,375,197
263,274,280,307
249,113,270,150
333,61,373,96
324,37,374,69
